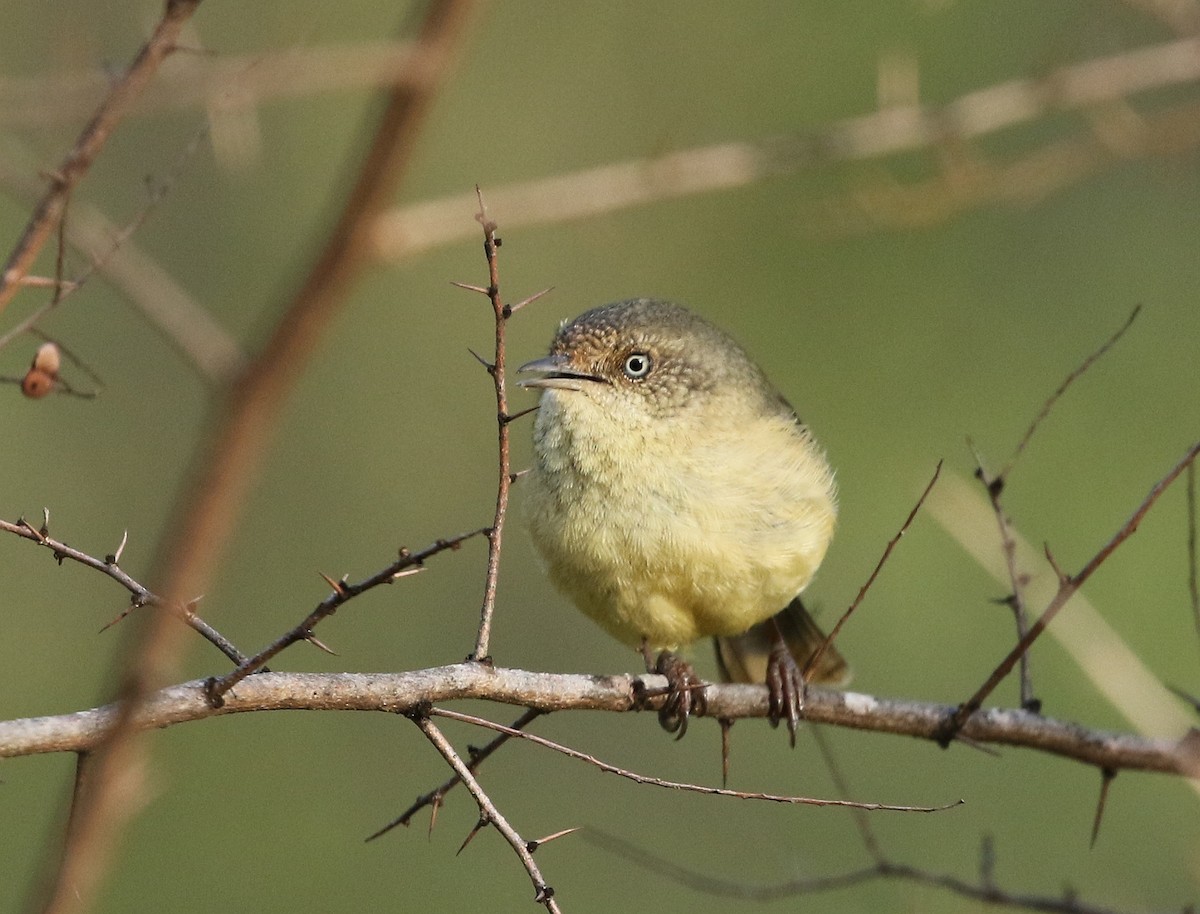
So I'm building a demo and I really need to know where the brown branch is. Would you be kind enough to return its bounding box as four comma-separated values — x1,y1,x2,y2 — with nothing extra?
972,441,1037,709
999,306,1141,480
367,707,545,841
3,667,1197,778
0,0,203,319
28,6,478,914
465,190,521,662
0,514,246,666
942,439,1200,740
805,460,941,682
410,712,562,912
431,708,954,812
203,528,487,704
969,307,1141,711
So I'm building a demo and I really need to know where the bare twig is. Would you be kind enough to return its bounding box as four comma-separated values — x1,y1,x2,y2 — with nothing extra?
942,439,1200,741
971,306,1143,710
431,707,957,812
0,0,202,320
367,707,544,841
971,441,1037,709
0,516,246,666
465,189,527,662
204,528,487,704
805,460,941,682
999,306,1141,480
411,711,562,912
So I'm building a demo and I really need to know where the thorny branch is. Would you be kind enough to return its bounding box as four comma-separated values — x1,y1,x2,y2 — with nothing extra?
0,513,247,666
467,190,511,662
410,711,563,913
971,306,1143,711
203,528,487,704
942,438,1200,741
367,708,545,841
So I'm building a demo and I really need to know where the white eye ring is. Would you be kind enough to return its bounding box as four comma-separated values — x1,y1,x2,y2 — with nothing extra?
622,352,652,379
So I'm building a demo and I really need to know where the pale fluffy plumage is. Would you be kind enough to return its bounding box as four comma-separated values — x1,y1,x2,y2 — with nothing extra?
523,299,837,651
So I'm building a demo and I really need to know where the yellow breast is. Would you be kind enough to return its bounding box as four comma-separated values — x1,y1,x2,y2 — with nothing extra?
525,386,836,650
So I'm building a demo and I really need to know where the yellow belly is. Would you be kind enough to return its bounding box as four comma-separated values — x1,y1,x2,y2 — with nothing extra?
526,389,836,650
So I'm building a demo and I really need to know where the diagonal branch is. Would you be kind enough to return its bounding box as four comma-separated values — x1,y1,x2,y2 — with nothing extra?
941,439,1200,741
27,5,479,914
0,0,203,319
411,711,562,912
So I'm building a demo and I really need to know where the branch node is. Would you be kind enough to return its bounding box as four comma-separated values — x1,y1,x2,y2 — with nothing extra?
202,677,226,710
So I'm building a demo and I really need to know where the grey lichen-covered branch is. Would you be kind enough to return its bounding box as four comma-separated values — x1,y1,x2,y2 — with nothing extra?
3,665,1197,778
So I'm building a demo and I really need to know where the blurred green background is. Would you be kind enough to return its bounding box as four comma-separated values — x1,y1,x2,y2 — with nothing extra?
2,1,1199,911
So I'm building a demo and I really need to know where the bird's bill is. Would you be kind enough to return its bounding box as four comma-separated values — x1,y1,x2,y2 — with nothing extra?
517,354,602,391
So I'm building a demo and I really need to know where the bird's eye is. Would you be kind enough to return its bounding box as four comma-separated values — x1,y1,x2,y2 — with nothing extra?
622,352,652,380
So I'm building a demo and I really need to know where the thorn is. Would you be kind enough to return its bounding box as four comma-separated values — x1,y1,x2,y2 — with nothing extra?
390,566,423,582
510,467,531,484
19,516,47,544
1090,768,1116,848
467,347,494,372
503,404,539,424
457,816,489,855
107,529,129,565
450,281,490,295
533,885,555,904
318,571,346,596
304,633,338,656
508,286,554,314
526,827,581,852
720,718,733,787
40,507,50,537
99,601,138,632
428,792,442,838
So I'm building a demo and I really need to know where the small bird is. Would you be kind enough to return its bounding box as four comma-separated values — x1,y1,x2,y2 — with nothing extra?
520,298,848,741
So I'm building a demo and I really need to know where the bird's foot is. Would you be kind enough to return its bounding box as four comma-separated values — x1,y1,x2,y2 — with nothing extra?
639,643,707,739
766,628,806,747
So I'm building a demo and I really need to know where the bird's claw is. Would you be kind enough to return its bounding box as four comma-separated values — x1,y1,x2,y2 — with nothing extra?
766,638,806,747
651,650,707,739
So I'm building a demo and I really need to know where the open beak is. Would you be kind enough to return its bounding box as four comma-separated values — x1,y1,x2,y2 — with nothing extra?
517,354,603,391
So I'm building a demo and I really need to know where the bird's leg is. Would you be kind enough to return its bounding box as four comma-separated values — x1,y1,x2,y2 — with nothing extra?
639,639,707,739
766,616,805,747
